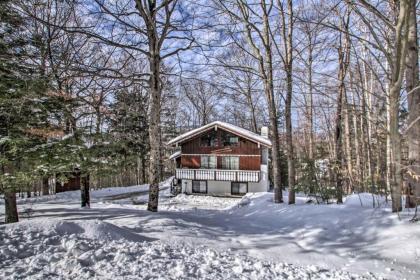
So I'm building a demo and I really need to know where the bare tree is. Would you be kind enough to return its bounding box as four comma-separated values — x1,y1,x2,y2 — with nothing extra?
216,50,264,132
276,0,296,204
215,0,284,202
404,0,419,209
348,0,411,211
182,80,221,126
334,9,351,204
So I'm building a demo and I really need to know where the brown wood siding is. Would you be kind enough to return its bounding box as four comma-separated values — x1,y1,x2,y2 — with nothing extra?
181,155,200,168
55,172,89,193
181,127,261,155
181,155,260,170
239,156,260,170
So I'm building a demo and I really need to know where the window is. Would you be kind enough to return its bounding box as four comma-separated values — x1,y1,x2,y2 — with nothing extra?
231,182,247,195
221,156,239,170
192,180,207,194
222,132,239,147
200,155,216,169
200,130,218,147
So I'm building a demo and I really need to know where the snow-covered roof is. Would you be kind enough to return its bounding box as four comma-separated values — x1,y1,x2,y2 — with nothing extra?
167,121,271,147
169,150,181,160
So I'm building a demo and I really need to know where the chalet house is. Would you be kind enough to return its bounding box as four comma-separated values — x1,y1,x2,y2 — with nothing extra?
168,121,271,196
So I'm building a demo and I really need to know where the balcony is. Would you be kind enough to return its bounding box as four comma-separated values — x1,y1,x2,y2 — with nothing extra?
175,169,260,182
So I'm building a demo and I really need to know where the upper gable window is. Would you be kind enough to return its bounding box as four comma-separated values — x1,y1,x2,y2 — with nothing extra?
200,130,218,147
222,131,239,147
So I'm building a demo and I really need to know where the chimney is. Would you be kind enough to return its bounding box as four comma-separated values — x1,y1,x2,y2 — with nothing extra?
260,126,269,138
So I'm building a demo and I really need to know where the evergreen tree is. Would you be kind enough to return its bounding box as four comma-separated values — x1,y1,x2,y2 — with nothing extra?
0,0,67,221
0,0,46,222
108,86,149,186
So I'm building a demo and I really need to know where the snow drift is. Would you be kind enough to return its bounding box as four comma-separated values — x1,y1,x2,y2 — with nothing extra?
1,219,380,280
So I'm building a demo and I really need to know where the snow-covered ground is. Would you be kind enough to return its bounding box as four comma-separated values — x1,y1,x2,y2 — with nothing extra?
0,183,154,205
0,180,419,279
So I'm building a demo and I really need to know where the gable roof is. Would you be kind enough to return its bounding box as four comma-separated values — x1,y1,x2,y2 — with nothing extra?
167,121,272,147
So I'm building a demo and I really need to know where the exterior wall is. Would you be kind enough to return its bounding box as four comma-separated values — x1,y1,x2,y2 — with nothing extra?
175,125,270,197
181,127,261,155
179,127,263,170
239,156,260,170
181,164,269,196
181,155,200,168
55,172,88,193
254,164,269,192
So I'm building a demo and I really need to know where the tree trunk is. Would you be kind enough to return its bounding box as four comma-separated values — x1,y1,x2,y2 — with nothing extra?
263,3,282,203
81,174,90,208
137,156,141,185
245,80,258,133
42,177,49,196
286,69,295,204
335,77,344,204
4,190,18,223
405,0,419,208
389,85,402,212
142,154,146,184
132,0,165,212
270,104,283,204
147,53,162,212
343,92,352,193
389,0,410,212
239,0,283,203
359,102,367,192
361,82,373,192
264,53,282,203
385,75,392,200
265,56,283,203
335,13,350,204
374,126,383,194
362,55,375,194
350,86,361,192
285,0,295,205
308,48,314,160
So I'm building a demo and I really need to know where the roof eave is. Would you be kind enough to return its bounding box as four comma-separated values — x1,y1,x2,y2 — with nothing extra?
168,125,272,148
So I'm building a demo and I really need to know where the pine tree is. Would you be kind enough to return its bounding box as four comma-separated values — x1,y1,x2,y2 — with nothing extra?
0,0,47,223
108,86,150,186
0,0,67,221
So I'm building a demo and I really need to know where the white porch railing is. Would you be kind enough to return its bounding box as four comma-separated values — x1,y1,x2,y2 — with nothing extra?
175,169,260,182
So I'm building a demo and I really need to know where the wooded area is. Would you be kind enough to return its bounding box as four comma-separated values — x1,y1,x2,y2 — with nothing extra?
1,0,419,223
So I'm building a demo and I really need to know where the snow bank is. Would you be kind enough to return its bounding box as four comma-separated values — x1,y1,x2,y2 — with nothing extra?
1,186,418,279
2,219,147,242
344,193,388,208
236,191,388,209
0,220,378,280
